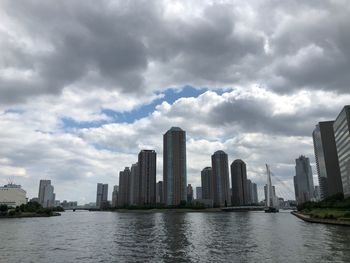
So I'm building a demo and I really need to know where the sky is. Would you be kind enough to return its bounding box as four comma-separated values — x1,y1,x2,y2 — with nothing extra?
1,0,350,204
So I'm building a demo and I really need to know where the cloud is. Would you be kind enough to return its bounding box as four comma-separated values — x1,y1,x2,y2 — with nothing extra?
1,0,350,202
2,0,349,105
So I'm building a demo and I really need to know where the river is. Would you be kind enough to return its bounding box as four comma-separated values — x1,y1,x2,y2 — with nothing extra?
0,210,350,262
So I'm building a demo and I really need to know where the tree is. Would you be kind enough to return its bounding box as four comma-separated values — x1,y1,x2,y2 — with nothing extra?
0,204,8,215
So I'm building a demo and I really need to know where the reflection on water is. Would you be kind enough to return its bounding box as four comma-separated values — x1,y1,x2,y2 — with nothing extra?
0,211,350,262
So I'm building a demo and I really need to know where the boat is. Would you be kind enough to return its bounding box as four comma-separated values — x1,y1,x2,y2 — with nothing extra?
265,164,279,213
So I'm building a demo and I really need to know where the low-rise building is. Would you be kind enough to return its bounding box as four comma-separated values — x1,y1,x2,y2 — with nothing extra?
0,183,27,207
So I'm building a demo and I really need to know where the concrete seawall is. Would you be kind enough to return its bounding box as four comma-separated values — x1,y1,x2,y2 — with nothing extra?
291,211,350,226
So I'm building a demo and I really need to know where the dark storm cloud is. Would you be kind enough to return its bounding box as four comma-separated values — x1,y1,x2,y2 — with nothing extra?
208,93,344,137
1,0,350,105
0,0,153,103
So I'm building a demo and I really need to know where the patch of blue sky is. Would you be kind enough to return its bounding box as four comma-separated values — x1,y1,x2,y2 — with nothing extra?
4,108,25,114
61,85,229,130
61,117,109,130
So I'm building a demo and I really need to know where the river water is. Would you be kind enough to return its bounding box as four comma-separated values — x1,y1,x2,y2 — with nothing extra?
0,210,350,262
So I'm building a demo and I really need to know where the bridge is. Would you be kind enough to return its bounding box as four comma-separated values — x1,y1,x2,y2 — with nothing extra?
63,207,100,211
221,206,265,212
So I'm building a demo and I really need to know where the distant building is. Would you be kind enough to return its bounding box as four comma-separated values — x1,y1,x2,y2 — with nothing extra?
61,200,78,209
333,105,350,197
251,182,258,204
0,183,27,207
163,127,187,206
29,197,39,203
38,180,55,208
201,167,213,200
156,181,163,204
246,179,252,204
96,183,108,209
212,151,230,207
112,185,118,208
118,167,130,207
196,187,202,200
231,159,248,206
139,150,157,206
314,186,321,201
313,121,343,199
294,155,315,204
129,163,139,205
187,184,193,203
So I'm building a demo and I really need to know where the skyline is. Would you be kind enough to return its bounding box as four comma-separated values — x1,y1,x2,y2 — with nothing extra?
1,1,350,203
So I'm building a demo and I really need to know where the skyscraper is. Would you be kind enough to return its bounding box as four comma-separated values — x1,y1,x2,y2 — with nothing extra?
333,105,350,197
246,179,252,205
163,127,187,206
118,167,130,207
156,181,163,204
201,167,213,200
38,180,55,208
139,150,157,206
313,121,343,199
251,182,258,204
129,163,139,205
231,159,248,206
212,151,230,207
111,185,118,208
187,184,193,203
96,183,108,209
196,187,202,200
294,155,315,204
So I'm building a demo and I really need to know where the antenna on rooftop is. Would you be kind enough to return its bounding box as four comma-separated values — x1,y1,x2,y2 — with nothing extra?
7,176,14,185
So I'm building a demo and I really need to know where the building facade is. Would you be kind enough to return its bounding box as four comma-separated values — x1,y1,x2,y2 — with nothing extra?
201,167,213,200
211,151,230,207
139,150,157,206
112,185,118,208
38,180,55,208
333,105,350,197
294,155,315,204
251,182,258,204
96,183,108,209
118,167,130,207
246,179,252,205
156,181,163,204
196,187,202,200
313,121,343,199
0,183,27,207
163,127,187,206
230,159,248,206
129,163,139,205
187,184,193,203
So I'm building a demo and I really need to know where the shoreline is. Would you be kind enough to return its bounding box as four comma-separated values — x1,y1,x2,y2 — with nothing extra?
105,208,223,213
291,211,350,226
0,212,61,219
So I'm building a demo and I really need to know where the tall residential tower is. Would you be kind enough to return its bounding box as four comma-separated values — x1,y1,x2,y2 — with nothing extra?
211,151,230,207
139,150,157,206
230,159,248,206
333,105,350,197
201,167,213,200
313,121,343,199
38,180,55,208
163,127,187,206
294,155,315,204
96,183,108,209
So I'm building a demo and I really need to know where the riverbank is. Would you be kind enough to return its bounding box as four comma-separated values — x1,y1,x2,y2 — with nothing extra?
291,211,350,226
108,208,222,213
0,212,61,219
